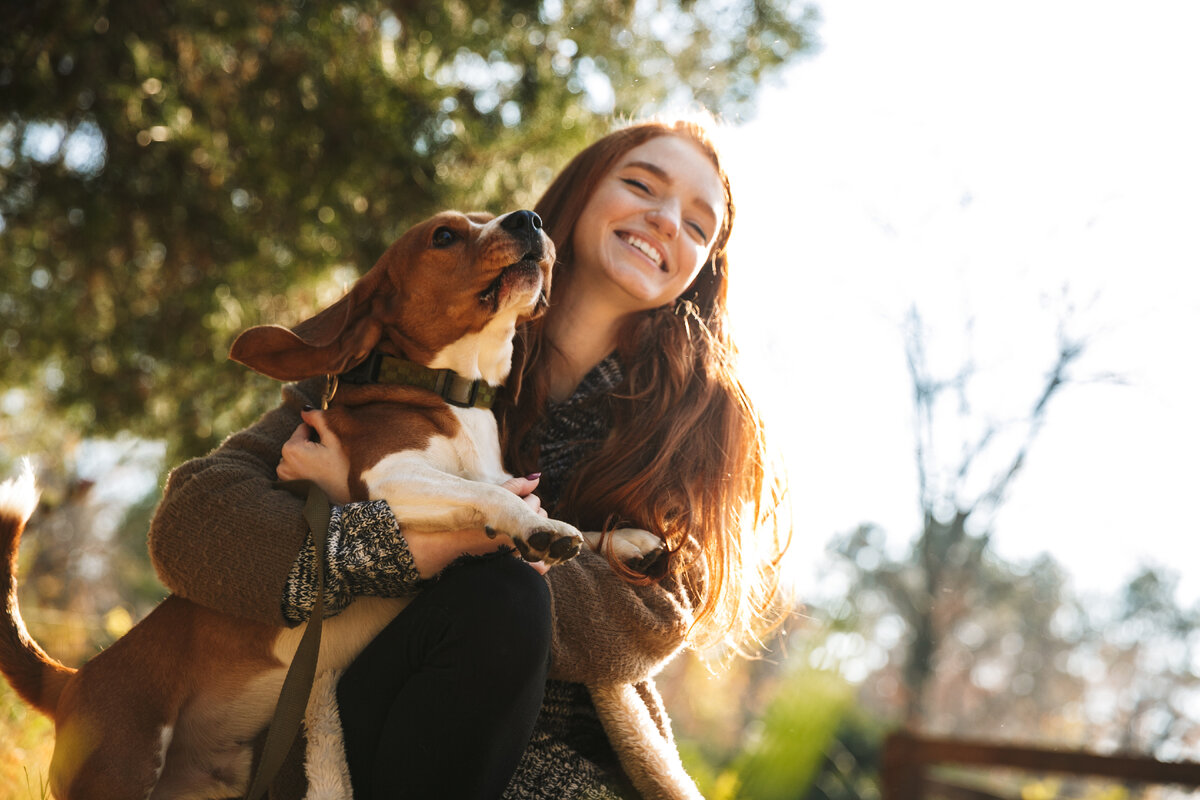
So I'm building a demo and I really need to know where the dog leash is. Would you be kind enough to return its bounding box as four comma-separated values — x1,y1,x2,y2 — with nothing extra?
245,481,331,800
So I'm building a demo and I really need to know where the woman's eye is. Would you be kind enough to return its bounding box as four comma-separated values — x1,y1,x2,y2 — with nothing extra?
621,178,651,193
687,222,708,242
431,227,457,248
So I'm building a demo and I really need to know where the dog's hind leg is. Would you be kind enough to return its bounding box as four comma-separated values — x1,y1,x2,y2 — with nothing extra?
49,709,168,800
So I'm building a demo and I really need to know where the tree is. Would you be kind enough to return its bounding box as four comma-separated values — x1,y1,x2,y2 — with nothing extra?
1093,567,1200,757
1,5,818,792
757,297,1200,800
1,0,818,462
814,304,1200,747
848,306,1093,725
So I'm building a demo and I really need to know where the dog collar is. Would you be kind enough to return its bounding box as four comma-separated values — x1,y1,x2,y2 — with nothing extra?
337,353,498,409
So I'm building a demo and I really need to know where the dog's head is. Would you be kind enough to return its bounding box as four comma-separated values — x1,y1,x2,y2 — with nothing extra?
230,209,554,383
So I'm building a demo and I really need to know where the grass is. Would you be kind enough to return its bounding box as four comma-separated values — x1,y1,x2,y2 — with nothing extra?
0,599,104,800
0,680,54,800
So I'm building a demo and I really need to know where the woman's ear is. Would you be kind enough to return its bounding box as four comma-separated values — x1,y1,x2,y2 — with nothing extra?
229,274,385,381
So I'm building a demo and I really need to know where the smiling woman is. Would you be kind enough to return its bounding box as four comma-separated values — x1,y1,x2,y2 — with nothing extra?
485,118,788,799
501,117,787,651
567,135,727,316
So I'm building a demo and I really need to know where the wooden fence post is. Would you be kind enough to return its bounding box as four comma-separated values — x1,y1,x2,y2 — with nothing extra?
882,729,925,800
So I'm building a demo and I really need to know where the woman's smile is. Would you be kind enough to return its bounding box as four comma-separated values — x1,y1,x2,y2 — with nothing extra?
616,231,667,271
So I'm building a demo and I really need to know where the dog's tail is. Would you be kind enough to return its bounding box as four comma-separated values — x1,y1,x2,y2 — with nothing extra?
0,461,75,717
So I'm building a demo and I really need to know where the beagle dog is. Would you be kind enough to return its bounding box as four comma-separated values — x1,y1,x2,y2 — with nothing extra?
0,210,662,799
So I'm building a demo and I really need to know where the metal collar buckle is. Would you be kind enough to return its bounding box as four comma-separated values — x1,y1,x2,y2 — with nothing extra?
434,370,479,408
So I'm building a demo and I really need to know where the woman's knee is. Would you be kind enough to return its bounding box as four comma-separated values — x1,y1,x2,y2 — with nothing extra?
437,554,552,658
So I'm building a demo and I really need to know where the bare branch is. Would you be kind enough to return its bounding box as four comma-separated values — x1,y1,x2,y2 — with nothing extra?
975,332,1089,514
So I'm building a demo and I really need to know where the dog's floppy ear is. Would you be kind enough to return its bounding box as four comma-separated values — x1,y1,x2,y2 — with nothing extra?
230,273,386,381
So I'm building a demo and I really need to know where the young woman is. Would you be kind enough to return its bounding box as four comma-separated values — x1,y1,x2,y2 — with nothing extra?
148,118,787,799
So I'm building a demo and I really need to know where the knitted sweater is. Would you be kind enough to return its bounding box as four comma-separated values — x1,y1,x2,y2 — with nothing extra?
147,360,704,799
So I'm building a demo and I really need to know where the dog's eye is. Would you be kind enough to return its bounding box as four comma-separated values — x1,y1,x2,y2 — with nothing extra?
431,227,458,248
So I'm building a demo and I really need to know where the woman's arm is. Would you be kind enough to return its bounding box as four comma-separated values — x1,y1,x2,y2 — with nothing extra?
272,407,544,623
148,381,321,625
543,549,702,685
151,383,526,626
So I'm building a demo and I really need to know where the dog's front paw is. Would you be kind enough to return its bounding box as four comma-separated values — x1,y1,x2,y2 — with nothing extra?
583,528,665,573
511,519,584,566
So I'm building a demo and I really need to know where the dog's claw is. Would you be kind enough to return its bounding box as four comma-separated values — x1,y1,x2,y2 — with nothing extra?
485,525,497,539
633,547,663,572
641,546,664,567
548,536,581,563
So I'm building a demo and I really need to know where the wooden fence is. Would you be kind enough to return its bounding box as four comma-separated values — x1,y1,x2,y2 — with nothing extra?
881,730,1200,800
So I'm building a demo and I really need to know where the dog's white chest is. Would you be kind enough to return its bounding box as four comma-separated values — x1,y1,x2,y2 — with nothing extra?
445,406,510,483
362,407,507,485
400,406,508,482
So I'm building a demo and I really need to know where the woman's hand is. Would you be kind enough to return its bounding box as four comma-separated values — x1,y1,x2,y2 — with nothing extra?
276,408,353,505
506,473,547,518
404,475,552,578
502,474,551,574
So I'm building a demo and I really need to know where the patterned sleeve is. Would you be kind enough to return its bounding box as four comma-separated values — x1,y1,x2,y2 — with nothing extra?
282,499,427,624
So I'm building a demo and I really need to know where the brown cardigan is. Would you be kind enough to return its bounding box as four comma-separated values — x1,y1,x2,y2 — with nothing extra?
147,379,704,798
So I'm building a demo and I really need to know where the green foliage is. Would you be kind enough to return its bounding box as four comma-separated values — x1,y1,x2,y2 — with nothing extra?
731,666,853,800
0,0,816,462
803,709,885,800
673,648,856,800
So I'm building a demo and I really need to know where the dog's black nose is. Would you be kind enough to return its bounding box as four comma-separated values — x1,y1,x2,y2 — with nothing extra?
501,210,542,233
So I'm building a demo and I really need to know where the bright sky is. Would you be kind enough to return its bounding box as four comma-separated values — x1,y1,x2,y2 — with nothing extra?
716,0,1200,603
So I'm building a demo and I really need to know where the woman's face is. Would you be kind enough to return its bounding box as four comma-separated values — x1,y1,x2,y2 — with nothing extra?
570,135,726,314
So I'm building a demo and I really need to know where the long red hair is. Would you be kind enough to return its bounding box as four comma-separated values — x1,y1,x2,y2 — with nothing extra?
499,119,789,653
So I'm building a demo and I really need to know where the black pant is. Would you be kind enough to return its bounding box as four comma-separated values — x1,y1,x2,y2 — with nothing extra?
336,554,552,799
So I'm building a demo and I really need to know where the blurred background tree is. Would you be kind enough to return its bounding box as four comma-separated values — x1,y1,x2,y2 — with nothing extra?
0,0,816,653
658,306,1200,799
1,0,817,463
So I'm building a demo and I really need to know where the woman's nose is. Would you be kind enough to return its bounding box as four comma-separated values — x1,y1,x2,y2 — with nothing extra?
645,200,680,238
